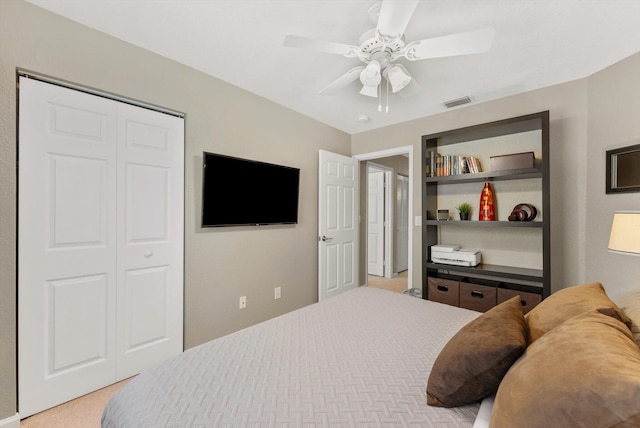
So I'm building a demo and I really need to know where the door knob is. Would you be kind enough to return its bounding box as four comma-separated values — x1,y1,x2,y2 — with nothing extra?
320,235,333,242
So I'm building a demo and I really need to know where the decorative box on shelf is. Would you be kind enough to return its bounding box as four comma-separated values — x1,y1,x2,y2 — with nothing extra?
490,151,534,171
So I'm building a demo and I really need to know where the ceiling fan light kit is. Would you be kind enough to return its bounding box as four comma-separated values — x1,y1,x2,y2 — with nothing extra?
385,64,412,93
360,60,381,85
283,0,495,109
360,84,380,98
359,60,382,97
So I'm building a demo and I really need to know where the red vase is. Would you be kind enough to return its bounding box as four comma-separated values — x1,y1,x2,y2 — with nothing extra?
479,182,495,221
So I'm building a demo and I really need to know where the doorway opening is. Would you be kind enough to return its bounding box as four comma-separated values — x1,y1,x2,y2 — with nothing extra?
354,146,413,292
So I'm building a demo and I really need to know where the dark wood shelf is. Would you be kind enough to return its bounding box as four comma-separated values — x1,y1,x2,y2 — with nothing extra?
425,220,543,228
426,262,544,283
425,168,542,184
422,110,551,302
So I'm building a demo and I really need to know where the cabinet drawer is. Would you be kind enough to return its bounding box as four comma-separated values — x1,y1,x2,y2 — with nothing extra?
428,277,459,306
497,288,542,314
459,282,497,312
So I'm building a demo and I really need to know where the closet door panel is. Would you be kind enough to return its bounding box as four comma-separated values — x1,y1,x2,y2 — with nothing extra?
47,274,109,371
18,77,118,418
124,266,169,350
48,154,108,247
116,103,184,379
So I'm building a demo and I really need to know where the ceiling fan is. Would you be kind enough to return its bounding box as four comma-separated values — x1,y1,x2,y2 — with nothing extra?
283,0,495,100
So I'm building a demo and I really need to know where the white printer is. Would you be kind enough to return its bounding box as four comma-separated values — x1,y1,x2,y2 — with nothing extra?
431,245,482,267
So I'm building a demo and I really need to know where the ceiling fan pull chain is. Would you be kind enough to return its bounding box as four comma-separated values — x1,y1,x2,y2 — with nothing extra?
386,78,390,112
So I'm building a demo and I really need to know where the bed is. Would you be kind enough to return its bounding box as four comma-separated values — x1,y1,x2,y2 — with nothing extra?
102,287,482,427
102,283,640,427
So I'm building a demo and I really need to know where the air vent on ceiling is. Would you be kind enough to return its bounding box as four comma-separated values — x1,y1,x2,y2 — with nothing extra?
444,96,472,108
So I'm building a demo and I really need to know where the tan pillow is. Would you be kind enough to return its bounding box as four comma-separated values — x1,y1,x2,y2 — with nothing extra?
491,308,640,428
525,282,631,344
426,296,527,407
616,291,640,348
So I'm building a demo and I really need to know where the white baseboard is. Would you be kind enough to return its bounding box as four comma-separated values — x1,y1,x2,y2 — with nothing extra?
0,413,20,428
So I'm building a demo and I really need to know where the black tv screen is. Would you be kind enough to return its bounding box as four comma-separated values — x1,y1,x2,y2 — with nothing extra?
201,152,300,227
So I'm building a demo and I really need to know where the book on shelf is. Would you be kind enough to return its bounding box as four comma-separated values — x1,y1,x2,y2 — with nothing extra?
425,151,438,177
429,154,483,176
467,156,482,173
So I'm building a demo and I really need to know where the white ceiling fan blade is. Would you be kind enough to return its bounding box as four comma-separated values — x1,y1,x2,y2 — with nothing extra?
283,34,360,58
397,78,421,98
403,27,496,61
318,66,365,95
376,0,419,41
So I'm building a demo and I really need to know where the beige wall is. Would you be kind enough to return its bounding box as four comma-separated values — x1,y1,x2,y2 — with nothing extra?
0,0,350,420
585,53,640,301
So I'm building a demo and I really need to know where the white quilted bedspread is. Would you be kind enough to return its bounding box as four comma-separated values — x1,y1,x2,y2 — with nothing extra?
102,286,481,427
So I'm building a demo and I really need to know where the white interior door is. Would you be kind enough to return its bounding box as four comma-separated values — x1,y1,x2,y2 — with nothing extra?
396,174,409,273
367,167,385,276
318,150,359,301
18,77,119,417
18,77,184,417
116,103,184,379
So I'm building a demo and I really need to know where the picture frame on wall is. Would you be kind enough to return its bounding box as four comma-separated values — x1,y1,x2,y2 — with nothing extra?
606,143,640,194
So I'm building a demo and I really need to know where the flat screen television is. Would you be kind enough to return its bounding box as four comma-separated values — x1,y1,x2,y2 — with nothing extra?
201,152,300,227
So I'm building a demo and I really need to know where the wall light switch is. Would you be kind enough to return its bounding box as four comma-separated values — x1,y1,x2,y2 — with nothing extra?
275,287,281,300
414,216,422,226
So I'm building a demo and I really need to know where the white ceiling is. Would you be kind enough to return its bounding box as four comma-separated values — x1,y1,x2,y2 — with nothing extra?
26,0,640,134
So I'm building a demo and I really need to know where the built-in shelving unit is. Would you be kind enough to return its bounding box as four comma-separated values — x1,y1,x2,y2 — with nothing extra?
421,111,550,312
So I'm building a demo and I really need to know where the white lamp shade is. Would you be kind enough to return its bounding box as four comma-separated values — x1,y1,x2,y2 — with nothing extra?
359,60,381,86
386,64,412,93
359,84,379,98
608,211,640,255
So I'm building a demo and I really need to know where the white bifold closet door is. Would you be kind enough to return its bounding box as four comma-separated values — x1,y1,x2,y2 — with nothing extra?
18,77,184,417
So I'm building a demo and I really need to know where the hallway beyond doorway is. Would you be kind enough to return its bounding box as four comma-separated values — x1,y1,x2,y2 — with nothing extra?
367,270,408,293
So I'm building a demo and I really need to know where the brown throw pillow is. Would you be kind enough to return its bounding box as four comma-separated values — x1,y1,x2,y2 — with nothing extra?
525,282,631,344
491,308,640,428
426,296,527,407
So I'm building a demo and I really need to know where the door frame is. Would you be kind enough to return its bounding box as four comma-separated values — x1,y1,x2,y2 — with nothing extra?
396,173,409,273
367,162,394,278
354,146,413,290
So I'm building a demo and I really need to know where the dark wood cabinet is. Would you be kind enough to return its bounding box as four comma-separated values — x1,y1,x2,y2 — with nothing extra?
421,111,550,311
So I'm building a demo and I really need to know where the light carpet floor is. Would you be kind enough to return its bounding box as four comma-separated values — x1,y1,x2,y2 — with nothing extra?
20,378,132,428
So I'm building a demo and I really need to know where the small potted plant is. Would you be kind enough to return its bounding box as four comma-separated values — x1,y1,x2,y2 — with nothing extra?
456,202,472,220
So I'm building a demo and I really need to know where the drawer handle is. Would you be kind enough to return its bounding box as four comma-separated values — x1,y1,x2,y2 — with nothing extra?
471,290,484,299
437,285,449,292
521,300,528,307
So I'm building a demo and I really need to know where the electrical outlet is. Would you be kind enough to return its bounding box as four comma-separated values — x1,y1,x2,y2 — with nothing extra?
274,287,281,300
239,296,246,309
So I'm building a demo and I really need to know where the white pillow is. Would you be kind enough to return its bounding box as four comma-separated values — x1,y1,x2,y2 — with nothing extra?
472,395,494,428
615,291,640,348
